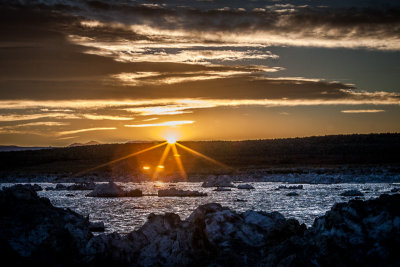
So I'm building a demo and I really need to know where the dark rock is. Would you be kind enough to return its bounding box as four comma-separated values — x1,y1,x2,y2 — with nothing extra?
0,184,93,265
286,191,299,196
300,194,400,266
213,187,231,191
55,184,67,190
391,188,400,193
31,184,43,191
65,194,75,197
89,222,105,232
237,184,255,190
158,188,207,197
340,189,364,196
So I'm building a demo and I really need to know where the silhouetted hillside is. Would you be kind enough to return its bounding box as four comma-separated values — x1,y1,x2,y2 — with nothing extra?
0,133,399,179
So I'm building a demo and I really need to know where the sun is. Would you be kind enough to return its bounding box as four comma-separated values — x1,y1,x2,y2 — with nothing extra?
164,131,180,144
166,137,177,144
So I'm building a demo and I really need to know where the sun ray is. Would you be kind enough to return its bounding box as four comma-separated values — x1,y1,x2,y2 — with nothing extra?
171,143,187,180
176,143,235,171
74,142,167,176
152,143,171,179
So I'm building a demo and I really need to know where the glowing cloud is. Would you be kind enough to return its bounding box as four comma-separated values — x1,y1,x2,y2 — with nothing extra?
57,127,117,136
341,109,385,113
82,114,134,121
125,121,195,127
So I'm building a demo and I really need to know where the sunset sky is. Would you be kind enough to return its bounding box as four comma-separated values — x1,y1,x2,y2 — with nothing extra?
1,0,399,146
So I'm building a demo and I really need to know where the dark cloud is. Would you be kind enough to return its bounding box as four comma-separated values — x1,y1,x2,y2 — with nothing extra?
0,1,398,101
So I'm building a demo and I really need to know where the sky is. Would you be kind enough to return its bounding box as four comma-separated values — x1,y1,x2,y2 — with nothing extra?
0,0,399,146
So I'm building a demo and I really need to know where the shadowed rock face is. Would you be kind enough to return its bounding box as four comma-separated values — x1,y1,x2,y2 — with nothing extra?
0,184,93,265
306,194,400,266
1,185,399,266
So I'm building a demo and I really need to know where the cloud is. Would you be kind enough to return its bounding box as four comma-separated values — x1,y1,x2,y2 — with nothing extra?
125,120,195,127
341,109,385,113
57,127,116,136
82,114,134,120
0,113,79,122
66,2,400,51
142,118,158,121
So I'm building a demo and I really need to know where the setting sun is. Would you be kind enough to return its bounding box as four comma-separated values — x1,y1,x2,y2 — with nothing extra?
166,137,176,144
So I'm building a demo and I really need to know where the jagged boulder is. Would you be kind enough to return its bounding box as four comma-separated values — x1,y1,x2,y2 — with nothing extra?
86,182,142,197
303,194,400,266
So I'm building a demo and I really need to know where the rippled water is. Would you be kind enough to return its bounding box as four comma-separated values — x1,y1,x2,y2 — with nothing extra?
3,182,397,234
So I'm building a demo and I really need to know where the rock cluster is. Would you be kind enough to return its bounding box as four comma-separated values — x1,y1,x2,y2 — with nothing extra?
201,175,235,188
157,188,207,197
86,182,142,197
1,185,399,266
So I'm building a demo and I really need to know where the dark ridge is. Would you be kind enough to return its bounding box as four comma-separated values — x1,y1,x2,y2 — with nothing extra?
0,133,399,178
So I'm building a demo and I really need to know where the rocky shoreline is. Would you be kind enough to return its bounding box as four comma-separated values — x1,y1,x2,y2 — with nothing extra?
1,184,399,266
1,166,399,184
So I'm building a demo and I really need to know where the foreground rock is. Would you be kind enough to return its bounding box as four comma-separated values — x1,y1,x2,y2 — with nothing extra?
1,185,399,266
202,175,235,188
340,189,364,196
0,184,94,265
302,193,400,266
89,221,105,232
158,188,207,197
86,182,142,197
88,203,306,266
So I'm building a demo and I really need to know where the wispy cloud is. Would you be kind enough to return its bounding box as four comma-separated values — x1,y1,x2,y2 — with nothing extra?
0,113,79,122
125,121,195,127
82,114,134,120
341,109,385,113
57,127,117,136
142,117,158,121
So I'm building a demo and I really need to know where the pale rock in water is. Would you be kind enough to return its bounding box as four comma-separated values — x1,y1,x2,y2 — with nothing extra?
86,182,142,197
